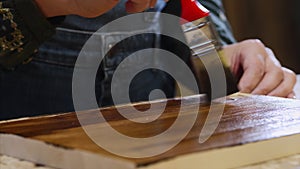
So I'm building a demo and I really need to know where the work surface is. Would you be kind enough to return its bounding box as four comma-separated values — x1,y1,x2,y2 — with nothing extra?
1,94,300,169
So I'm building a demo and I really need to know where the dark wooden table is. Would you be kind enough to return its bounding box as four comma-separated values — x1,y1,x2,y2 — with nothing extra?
1,93,300,169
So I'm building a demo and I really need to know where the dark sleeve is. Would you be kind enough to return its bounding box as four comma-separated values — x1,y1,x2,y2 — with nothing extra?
200,0,236,45
0,0,55,70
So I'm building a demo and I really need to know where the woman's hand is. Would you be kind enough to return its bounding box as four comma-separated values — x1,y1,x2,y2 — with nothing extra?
223,39,297,98
35,0,157,18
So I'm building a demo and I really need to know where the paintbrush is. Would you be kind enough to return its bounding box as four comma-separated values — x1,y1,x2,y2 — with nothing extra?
163,0,239,99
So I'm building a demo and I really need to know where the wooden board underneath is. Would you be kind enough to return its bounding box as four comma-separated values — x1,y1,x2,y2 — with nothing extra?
2,153,300,169
1,94,300,169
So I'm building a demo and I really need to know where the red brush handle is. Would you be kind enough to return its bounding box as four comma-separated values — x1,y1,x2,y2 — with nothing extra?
180,0,210,22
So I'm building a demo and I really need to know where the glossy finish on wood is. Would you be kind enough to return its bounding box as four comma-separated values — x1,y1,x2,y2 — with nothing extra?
1,94,300,167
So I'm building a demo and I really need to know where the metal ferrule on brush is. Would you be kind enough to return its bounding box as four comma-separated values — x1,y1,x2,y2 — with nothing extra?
180,0,222,57
182,17,221,57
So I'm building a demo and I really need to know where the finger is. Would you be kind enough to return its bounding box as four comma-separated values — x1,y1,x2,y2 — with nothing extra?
268,67,297,97
251,49,284,95
238,54,265,93
287,92,297,99
251,67,283,95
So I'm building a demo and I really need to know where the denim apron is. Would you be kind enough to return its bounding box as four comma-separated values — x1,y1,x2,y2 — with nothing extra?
0,0,178,120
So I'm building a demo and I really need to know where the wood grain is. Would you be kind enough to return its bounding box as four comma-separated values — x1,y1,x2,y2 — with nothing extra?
1,94,300,168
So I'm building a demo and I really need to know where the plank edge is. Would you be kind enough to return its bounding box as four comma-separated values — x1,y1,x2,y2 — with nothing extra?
0,134,135,169
138,133,300,169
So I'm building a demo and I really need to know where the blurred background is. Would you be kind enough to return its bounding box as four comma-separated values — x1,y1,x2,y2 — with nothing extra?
223,0,300,73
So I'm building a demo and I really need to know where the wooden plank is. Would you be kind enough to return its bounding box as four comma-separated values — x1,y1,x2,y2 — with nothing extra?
1,94,300,169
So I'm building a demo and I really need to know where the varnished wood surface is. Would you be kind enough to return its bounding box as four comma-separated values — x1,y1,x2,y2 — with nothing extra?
1,94,300,167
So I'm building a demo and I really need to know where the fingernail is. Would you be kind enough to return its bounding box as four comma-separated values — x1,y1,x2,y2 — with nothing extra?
289,94,297,99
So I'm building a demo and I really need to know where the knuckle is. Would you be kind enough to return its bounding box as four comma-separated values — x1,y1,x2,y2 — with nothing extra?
243,39,264,47
284,67,296,76
265,47,274,55
283,67,297,82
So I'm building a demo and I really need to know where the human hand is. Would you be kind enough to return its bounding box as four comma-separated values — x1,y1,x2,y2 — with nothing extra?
222,39,297,98
35,0,158,18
